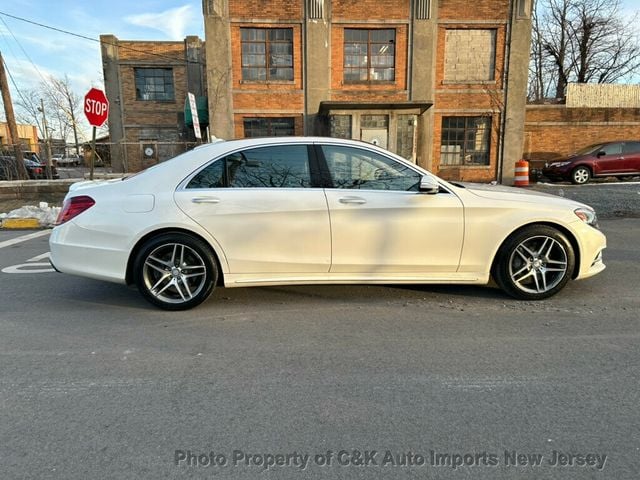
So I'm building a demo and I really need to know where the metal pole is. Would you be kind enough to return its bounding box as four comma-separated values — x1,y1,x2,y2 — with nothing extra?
40,98,53,179
90,126,96,180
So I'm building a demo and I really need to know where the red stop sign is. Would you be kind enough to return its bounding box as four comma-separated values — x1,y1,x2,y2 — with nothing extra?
84,88,109,127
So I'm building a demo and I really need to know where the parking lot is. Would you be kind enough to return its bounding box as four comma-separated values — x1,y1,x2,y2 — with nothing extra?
1,211,639,478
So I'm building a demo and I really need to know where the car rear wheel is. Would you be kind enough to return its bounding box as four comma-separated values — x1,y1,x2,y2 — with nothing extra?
133,233,217,310
493,226,575,300
571,166,591,185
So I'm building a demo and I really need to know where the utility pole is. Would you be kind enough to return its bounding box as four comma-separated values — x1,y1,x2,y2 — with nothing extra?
0,51,28,180
39,98,53,179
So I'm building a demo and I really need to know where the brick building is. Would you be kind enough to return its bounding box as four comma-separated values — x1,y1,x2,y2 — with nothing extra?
204,0,532,183
100,35,207,172
101,0,532,182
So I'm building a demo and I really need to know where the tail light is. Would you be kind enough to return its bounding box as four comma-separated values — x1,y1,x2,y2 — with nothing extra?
34,167,43,175
55,195,95,225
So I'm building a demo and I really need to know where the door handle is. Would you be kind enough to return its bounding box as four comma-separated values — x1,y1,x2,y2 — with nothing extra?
191,196,220,204
338,196,366,205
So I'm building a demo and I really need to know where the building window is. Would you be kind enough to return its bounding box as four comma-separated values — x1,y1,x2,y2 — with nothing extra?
243,118,295,137
440,117,491,166
241,28,294,81
329,115,352,139
444,30,496,82
134,68,174,101
344,29,395,83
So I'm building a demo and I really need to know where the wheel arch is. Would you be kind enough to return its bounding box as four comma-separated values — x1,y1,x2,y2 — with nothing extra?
125,228,225,286
490,221,581,280
572,163,593,177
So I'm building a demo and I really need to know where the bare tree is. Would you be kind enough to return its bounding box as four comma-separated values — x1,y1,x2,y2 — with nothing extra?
13,88,45,136
529,0,640,101
44,75,82,154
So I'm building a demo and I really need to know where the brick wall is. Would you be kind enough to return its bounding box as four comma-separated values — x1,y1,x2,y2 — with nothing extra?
229,22,305,138
439,0,510,20
115,40,192,171
332,0,409,20
229,0,302,19
431,24,507,179
524,105,640,162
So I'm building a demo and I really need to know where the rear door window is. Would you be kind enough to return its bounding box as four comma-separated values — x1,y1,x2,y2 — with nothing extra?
187,145,312,189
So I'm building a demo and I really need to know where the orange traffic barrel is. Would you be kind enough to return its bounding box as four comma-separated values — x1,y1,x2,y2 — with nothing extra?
514,159,529,187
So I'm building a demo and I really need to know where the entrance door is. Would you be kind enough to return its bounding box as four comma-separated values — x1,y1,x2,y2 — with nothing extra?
360,128,388,149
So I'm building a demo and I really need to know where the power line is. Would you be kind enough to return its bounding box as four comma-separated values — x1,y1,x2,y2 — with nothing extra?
0,10,204,66
0,16,55,93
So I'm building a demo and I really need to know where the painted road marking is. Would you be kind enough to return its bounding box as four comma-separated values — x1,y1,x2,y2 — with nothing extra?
0,230,50,249
28,252,51,262
2,251,55,274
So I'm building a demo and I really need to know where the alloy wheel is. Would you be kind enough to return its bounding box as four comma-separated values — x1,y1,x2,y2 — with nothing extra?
142,243,208,304
508,235,568,294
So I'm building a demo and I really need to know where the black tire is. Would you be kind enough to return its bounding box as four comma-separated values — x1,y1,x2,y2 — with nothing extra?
493,225,575,300
133,233,218,310
571,166,591,185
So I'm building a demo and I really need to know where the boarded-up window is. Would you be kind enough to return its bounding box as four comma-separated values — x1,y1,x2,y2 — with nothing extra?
444,30,496,82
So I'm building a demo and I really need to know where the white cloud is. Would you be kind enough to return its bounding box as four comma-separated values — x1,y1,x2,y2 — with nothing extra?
124,5,195,40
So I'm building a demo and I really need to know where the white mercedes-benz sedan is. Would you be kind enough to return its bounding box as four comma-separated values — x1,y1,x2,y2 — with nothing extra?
50,137,606,310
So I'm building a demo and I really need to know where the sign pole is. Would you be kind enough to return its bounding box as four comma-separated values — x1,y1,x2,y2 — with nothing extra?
90,126,96,181
83,87,109,176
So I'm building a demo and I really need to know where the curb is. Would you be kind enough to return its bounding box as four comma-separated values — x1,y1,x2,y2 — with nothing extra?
1,218,42,229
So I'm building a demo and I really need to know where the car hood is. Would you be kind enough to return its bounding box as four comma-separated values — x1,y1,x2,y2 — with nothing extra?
457,182,590,209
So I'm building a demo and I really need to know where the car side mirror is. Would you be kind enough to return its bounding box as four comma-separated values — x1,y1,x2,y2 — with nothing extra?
596,151,606,158
419,175,439,194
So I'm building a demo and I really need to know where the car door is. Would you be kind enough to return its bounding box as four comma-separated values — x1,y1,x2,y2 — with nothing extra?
319,144,464,274
593,142,626,175
622,141,640,173
174,144,331,274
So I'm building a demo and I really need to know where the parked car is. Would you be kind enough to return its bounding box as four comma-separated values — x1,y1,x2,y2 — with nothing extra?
24,152,59,179
0,155,44,180
542,141,640,184
50,137,606,310
57,154,82,166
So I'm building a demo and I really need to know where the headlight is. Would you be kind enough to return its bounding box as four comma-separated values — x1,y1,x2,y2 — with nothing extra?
574,207,598,228
550,161,571,167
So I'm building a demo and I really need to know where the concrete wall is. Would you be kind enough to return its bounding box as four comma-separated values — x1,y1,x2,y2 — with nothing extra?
203,0,235,139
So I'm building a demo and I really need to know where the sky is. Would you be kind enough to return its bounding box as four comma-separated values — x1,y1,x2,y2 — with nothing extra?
0,0,203,123
0,0,639,124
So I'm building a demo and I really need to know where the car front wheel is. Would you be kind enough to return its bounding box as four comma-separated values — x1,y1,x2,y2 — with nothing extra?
571,166,591,184
493,226,575,300
133,233,217,310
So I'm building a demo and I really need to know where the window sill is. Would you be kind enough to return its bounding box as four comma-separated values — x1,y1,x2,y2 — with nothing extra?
343,81,397,86
441,80,497,85
439,164,491,169
135,99,176,103
240,80,296,85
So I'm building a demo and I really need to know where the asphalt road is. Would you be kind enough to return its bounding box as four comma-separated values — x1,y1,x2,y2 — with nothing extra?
0,219,638,479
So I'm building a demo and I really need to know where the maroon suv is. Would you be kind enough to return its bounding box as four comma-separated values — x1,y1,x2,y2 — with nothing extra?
542,141,640,184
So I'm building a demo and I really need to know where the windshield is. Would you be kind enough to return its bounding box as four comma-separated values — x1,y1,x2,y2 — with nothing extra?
573,143,603,156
